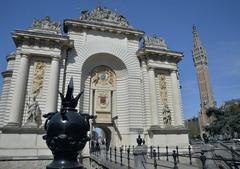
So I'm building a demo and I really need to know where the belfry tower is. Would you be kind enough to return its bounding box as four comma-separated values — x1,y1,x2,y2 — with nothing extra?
192,25,216,132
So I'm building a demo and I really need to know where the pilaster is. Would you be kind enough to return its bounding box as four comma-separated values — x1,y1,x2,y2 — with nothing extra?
148,67,158,126
170,70,183,126
7,53,30,126
46,57,60,113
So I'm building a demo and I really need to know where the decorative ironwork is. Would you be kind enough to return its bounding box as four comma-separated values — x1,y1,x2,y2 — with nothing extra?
43,77,95,169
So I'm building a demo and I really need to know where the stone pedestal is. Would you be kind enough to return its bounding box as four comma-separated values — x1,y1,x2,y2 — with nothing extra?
148,127,189,148
0,127,50,157
133,145,148,169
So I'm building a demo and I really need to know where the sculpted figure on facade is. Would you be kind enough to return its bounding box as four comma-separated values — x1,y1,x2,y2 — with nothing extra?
144,35,168,50
162,105,172,127
32,62,45,97
31,16,61,34
79,6,129,27
159,74,168,105
25,96,42,127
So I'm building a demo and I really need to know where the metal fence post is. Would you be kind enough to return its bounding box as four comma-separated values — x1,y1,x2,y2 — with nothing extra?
106,147,108,161
150,146,153,159
153,149,157,169
176,146,179,163
110,147,112,162
172,150,178,169
188,145,192,165
231,147,236,167
127,148,130,168
157,146,160,160
120,147,123,166
200,151,206,169
115,146,117,164
166,146,169,161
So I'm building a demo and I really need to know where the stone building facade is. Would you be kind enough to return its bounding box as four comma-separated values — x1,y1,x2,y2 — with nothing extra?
0,6,188,156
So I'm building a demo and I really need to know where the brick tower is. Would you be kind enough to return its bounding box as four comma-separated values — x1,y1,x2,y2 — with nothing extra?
192,25,216,133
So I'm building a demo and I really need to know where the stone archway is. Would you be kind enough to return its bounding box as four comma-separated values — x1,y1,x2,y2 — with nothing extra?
93,125,112,150
80,53,128,147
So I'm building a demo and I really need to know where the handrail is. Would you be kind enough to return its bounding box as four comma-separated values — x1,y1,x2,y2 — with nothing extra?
220,142,240,158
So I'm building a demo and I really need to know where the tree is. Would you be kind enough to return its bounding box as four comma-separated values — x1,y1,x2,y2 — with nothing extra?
205,102,240,138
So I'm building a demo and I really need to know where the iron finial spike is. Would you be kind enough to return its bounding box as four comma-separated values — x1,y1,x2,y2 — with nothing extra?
66,77,74,100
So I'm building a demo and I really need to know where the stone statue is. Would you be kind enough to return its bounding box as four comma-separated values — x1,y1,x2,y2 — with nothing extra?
162,105,172,127
136,134,143,146
25,96,42,127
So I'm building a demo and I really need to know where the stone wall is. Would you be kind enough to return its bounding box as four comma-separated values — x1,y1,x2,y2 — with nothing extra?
0,157,91,169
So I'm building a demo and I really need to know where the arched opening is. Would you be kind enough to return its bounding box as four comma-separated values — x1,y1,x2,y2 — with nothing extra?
90,126,112,152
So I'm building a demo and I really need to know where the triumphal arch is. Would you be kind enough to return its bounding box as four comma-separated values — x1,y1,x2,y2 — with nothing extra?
0,6,188,156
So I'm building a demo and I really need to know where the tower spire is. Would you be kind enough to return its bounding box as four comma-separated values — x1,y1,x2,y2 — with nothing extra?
192,25,216,133
192,25,201,48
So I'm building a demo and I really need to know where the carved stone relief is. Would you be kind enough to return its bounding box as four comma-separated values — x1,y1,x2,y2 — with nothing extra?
31,62,45,97
91,66,115,89
159,74,172,127
80,6,130,28
143,34,168,50
159,74,168,105
91,66,116,124
95,90,111,113
30,16,61,34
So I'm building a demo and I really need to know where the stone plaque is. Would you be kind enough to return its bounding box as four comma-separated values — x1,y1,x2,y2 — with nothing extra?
95,90,111,113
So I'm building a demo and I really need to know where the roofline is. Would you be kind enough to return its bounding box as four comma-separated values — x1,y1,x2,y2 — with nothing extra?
12,30,69,40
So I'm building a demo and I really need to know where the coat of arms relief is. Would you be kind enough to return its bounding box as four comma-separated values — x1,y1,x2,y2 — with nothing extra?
91,66,116,123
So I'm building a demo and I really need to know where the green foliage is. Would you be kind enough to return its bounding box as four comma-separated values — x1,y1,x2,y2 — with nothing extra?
205,103,240,137
188,117,201,139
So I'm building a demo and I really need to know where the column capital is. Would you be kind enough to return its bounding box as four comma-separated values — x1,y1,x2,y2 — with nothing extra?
148,67,155,71
171,69,178,73
20,52,31,58
52,56,61,61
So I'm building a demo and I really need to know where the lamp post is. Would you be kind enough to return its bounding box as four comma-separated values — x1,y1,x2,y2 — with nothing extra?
43,78,95,169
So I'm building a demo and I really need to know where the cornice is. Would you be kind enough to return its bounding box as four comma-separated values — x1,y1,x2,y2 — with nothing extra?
12,30,73,49
64,19,144,40
137,47,183,63
1,70,13,78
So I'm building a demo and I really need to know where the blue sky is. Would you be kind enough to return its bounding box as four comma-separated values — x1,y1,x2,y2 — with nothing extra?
0,0,239,119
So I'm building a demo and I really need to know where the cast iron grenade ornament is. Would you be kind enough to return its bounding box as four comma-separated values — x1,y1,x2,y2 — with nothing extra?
43,78,95,169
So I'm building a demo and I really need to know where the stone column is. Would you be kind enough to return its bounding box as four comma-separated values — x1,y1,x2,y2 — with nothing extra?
8,54,29,126
148,67,158,126
171,70,183,126
46,57,60,113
